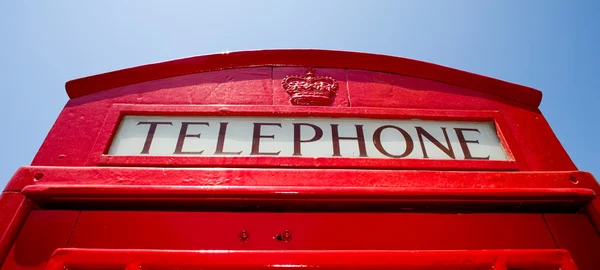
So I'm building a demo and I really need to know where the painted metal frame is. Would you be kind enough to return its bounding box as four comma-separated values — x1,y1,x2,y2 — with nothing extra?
86,104,523,170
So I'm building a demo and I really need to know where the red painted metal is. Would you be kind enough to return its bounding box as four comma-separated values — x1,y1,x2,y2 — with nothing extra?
586,198,600,234
19,185,595,210
0,193,33,267
31,67,574,171
65,212,557,250
63,50,542,107
21,185,595,201
544,214,600,270
1,50,598,269
46,249,578,270
11,167,599,191
0,210,79,270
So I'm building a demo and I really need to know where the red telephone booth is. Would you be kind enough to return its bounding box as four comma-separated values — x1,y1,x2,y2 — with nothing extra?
0,50,598,270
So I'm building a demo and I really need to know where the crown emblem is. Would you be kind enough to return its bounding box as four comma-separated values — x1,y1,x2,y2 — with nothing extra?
282,68,338,106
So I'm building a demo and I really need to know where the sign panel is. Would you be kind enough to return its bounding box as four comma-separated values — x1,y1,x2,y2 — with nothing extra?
108,116,508,160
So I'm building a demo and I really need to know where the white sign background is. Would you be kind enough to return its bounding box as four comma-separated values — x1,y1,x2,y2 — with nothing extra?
108,116,508,160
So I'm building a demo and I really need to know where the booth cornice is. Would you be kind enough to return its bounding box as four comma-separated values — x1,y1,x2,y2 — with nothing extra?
65,49,542,107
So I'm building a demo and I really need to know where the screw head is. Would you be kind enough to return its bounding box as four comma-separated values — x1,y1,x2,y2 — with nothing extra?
239,230,249,242
569,174,579,184
275,230,292,242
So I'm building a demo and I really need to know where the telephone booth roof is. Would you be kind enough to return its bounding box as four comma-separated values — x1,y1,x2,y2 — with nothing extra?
65,49,542,107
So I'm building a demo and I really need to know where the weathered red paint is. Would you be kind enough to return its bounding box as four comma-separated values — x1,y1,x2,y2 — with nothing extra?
11,167,599,190
33,66,573,171
0,49,598,269
63,50,543,107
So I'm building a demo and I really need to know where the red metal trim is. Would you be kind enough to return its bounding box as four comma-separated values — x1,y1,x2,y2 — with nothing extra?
105,104,508,120
21,185,595,207
492,112,527,168
19,167,597,209
65,50,542,107
22,185,596,200
96,156,518,171
18,167,600,192
46,248,577,270
584,175,600,236
86,104,521,170
543,214,600,270
586,197,600,236
0,193,34,267
2,167,34,192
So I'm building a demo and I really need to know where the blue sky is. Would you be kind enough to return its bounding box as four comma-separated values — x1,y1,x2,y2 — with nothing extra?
0,1,598,185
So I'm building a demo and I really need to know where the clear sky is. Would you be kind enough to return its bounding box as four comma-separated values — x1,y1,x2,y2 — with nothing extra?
0,1,598,186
